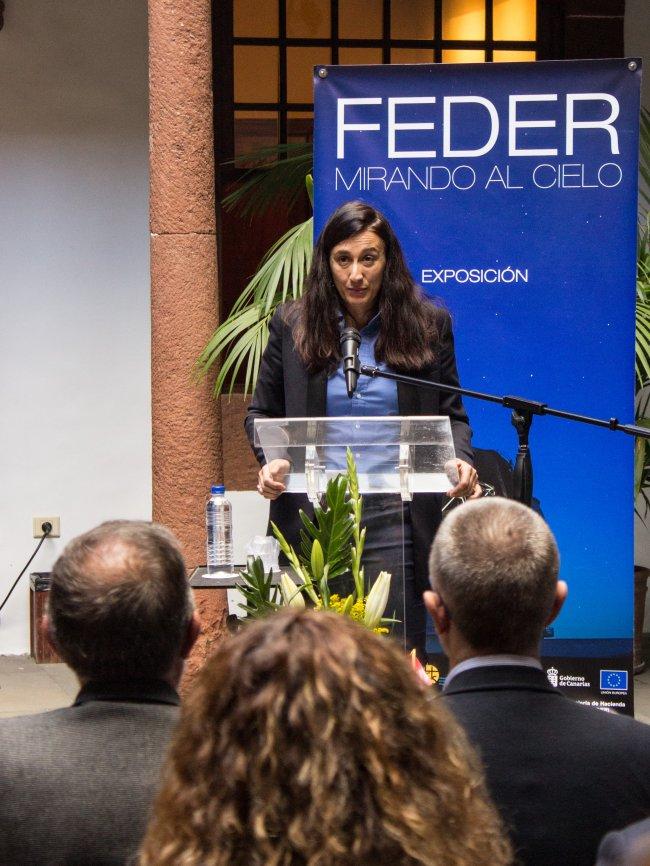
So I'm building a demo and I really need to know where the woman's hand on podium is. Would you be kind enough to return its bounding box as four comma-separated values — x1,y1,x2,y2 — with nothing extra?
257,459,291,500
446,459,481,500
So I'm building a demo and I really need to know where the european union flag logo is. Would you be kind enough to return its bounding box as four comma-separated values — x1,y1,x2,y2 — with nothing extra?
600,670,628,691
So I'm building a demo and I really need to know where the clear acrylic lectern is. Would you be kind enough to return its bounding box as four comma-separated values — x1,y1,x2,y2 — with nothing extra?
254,416,457,651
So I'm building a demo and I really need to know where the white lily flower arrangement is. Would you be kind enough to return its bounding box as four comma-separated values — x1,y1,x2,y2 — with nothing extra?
238,449,394,634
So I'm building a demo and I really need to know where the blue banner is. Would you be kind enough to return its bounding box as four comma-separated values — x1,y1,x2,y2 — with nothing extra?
314,58,642,713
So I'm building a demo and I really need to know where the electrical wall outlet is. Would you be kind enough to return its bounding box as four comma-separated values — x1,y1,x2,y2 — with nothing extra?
32,517,60,538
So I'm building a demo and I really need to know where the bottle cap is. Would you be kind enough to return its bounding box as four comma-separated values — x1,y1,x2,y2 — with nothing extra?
211,485,225,495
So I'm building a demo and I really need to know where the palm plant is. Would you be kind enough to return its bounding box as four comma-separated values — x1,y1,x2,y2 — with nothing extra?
635,107,650,518
639,106,650,213
196,144,313,397
221,143,312,221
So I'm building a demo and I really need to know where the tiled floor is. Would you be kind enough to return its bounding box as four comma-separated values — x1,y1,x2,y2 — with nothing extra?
0,655,78,718
1,647,650,722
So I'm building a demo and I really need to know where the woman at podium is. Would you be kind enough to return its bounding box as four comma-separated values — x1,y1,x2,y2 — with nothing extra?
245,200,479,655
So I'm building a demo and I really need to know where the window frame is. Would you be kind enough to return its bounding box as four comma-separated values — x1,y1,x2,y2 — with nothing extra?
213,0,544,178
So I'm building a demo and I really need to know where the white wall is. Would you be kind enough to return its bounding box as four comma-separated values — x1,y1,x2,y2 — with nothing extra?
229,492,270,564
0,1,151,653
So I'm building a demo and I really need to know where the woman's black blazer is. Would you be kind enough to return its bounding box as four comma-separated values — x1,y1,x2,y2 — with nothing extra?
245,305,473,593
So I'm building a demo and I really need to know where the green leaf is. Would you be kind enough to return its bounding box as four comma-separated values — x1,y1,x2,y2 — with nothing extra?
299,510,319,538
196,215,313,397
196,305,260,370
311,539,325,582
221,143,313,222
345,450,365,599
270,521,319,604
213,316,272,398
237,557,280,619
298,475,354,580
197,144,315,399
640,108,650,214
319,566,331,607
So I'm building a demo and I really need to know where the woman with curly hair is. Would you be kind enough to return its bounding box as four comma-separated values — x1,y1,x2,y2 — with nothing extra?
139,609,512,866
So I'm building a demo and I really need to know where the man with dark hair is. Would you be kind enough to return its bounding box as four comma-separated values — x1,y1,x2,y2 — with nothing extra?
425,497,650,866
0,520,200,866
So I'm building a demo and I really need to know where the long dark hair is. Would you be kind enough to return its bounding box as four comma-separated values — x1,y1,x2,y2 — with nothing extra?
291,200,445,372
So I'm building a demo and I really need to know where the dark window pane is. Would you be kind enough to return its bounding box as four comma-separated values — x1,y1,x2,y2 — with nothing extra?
234,111,278,158
234,46,279,103
339,0,383,39
286,0,330,38
391,48,435,64
391,0,435,40
233,0,278,37
338,47,383,65
287,112,314,143
287,47,331,103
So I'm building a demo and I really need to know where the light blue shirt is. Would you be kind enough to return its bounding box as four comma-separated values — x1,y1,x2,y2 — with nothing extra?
324,313,400,476
326,312,399,416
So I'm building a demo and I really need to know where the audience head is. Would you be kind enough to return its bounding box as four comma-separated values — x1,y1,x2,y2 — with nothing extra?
48,520,197,684
426,497,565,659
139,608,512,866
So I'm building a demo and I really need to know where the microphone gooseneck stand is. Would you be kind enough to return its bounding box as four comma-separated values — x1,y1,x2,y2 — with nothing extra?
340,327,362,399
352,360,650,507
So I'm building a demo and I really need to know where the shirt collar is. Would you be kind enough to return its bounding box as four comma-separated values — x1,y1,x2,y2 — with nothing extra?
336,308,381,336
444,654,542,688
362,311,381,336
74,678,180,707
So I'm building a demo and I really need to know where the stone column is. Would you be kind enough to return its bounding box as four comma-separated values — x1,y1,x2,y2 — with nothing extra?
149,0,227,674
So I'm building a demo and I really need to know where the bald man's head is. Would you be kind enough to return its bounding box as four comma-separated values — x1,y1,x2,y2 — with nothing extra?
428,498,560,655
49,521,193,681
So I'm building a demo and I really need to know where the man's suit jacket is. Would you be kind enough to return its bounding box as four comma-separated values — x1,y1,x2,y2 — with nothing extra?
0,679,180,866
442,665,650,866
245,304,473,593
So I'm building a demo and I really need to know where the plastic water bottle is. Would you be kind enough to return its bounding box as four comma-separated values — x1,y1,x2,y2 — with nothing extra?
206,485,233,574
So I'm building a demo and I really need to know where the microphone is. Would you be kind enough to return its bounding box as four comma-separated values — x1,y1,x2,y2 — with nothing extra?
340,328,361,398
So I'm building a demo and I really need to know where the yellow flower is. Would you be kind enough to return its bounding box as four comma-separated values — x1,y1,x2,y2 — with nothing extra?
308,586,389,636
